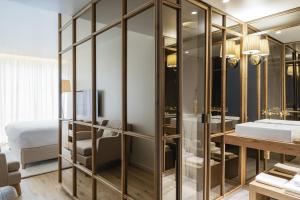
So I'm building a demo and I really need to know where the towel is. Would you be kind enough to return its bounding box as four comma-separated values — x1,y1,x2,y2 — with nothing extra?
255,173,289,188
284,175,300,197
274,163,300,175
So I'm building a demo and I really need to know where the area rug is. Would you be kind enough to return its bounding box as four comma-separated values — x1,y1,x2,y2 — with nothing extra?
3,148,58,179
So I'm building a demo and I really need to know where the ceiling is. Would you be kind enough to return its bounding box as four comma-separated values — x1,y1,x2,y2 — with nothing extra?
203,0,300,22
9,0,300,45
9,0,300,22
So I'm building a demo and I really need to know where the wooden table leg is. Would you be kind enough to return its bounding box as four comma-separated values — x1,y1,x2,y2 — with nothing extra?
239,146,247,185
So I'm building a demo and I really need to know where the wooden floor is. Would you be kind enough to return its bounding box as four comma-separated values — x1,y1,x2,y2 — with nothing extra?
17,170,250,200
18,171,71,200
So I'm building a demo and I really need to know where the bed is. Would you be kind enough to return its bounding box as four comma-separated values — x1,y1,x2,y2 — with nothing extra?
5,120,58,169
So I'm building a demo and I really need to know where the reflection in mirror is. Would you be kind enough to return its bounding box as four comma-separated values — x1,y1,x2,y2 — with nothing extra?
76,40,92,122
285,46,299,120
181,1,206,199
267,39,282,119
126,136,154,200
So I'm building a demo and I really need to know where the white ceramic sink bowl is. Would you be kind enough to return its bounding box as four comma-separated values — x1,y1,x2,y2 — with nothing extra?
235,122,300,143
255,119,300,126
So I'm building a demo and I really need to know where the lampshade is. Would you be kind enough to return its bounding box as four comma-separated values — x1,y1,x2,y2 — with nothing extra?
242,35,261,55
259,39,270,56
287,65,299,77
61,80,71,93
220,40,238,58
167,54,177,68
225,40,237,58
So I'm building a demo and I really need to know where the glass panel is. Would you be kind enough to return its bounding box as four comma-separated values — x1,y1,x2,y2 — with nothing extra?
96,26,122,125
182,1,206,199
162,5,178,199
61,50,73,120
127,0,151,13
226,17,242,33
96,0,121,30
76,8,92,42
212,12,223,26
127,8,155,136
126,136,154,200
247,57,258,122
61,120,73,160
74,123,92,170
211,27,222,134
210,136,222,200
62,158,73,193
286,62,295,111
62,15,72,27
77,169,92,200
95,125,122,189
268,40,282,118
226,37,241,131
62,24,72,50
76,40,92,122
163,139,178,199
224,144,240,193
285,47,294,61
97,180,121,200
163,6,178,136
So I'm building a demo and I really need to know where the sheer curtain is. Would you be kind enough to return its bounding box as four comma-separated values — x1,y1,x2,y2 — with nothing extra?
0,53,58,145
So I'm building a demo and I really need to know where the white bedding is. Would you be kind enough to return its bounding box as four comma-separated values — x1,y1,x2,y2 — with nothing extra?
5,120,58,149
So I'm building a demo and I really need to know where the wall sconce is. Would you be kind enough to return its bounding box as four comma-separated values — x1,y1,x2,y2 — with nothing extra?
287,65,299,77
221,40,240,68
167,53,177,68
242,35,270,66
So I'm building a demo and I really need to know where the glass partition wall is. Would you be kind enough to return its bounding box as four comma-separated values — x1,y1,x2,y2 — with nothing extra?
210,10,242,199
58,1,249,200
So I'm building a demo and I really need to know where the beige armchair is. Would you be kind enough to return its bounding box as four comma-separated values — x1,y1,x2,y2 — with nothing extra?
74,120,123,170
0,153,21,196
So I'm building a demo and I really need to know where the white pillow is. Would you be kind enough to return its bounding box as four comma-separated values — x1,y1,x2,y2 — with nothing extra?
102,129,115,138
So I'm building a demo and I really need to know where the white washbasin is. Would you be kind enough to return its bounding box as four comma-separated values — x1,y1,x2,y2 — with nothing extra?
235,122,300,143
255,119,300,126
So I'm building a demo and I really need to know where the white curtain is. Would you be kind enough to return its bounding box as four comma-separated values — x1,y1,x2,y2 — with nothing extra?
0,54,58,145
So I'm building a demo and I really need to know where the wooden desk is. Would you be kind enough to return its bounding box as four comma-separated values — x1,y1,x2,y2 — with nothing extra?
224,133,300,185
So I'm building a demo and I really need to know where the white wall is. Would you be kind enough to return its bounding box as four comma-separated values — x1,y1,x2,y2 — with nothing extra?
0,0,57,59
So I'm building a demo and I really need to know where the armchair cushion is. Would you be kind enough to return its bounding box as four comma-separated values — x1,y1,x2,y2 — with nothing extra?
7,172,21,186
7,162,20,173
0,153,8,187
76,139,92,156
